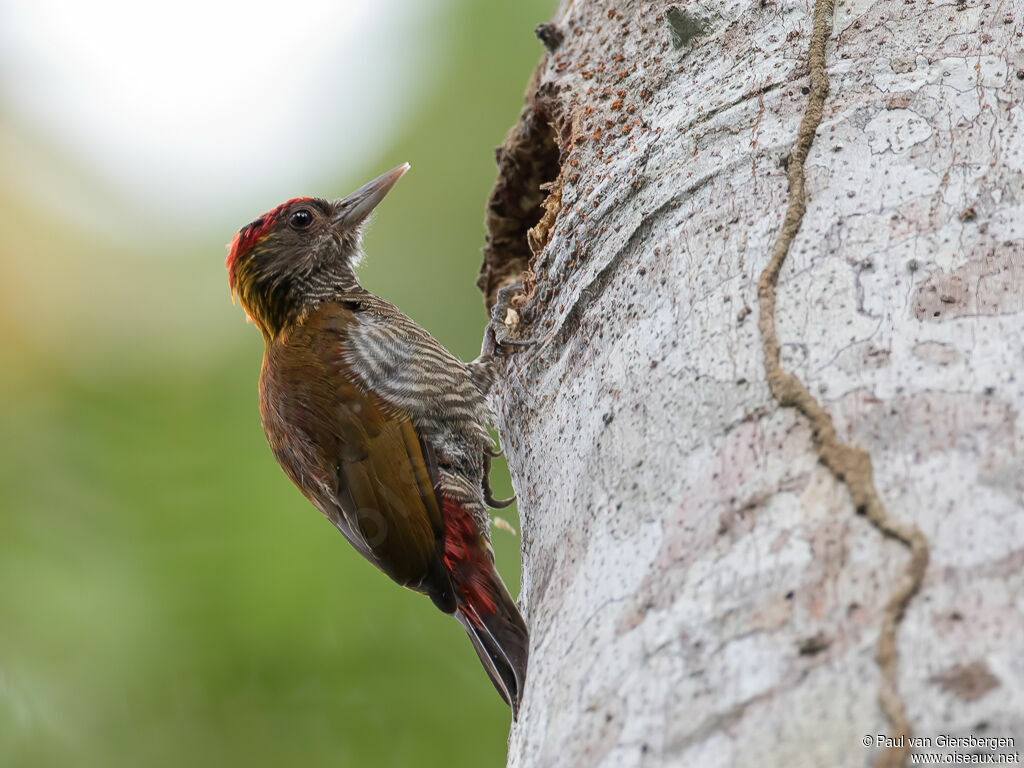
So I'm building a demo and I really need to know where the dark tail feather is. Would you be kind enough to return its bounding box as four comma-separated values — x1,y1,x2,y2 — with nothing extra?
455,579,529,717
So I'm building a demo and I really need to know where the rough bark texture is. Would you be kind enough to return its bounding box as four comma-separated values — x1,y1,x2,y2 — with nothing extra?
481,1,1024,767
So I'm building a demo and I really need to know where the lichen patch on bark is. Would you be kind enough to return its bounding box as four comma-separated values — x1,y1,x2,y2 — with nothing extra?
930,661,1000,703
913,244,1024,322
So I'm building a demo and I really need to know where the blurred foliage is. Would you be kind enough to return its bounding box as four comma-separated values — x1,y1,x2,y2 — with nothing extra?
0,0,553,765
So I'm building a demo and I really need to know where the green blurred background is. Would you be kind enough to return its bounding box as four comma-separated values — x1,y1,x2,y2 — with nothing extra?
0,0,552,765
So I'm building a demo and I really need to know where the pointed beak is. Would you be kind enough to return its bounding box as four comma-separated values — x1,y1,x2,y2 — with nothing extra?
332,163,410,229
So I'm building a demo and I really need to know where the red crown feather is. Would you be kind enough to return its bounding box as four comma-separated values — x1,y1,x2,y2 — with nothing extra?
226,198,312,288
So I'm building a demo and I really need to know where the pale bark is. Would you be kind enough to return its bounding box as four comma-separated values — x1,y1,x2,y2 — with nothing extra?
479,1,1024,767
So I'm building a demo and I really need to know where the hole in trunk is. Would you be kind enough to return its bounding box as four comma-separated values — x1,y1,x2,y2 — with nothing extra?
478,80,566,310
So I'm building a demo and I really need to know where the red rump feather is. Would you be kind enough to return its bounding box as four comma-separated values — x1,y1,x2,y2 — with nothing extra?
441,498,497,623
226,198,312,288
442,496,527,712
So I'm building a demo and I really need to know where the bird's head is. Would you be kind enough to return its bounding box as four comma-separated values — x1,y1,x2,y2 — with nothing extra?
226,163,409,338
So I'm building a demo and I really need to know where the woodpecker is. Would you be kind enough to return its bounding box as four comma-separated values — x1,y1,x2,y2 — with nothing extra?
226,164,529,713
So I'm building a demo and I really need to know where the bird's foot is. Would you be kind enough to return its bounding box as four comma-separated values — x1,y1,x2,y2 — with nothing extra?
482,451,515,509
480,283,534,359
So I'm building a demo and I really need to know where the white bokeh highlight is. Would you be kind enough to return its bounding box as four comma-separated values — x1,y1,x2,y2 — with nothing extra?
0,0,446,222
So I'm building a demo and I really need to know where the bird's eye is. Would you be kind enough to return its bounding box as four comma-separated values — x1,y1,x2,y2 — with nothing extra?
289,209,313,230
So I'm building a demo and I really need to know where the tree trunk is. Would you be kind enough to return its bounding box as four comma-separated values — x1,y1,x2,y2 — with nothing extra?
478,1,1024,767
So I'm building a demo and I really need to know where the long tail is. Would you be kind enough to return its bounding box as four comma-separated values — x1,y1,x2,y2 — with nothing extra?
442,498,529,715
455,577,529,715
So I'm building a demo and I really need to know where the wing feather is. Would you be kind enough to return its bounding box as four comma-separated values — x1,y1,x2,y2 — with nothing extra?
260,302,448,595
